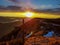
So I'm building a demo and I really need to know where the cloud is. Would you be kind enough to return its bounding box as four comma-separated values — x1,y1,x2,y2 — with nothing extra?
6,0,53,10
7,0,21,3
7,0,27,3
39,5,53,9
7,0,30,6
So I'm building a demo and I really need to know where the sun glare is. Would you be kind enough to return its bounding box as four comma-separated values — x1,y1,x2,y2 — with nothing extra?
24,12,34,17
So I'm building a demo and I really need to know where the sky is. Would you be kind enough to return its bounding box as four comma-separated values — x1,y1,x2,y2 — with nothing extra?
0,0,60,9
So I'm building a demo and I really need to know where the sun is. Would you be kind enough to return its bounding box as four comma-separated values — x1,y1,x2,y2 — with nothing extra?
24,12,33,17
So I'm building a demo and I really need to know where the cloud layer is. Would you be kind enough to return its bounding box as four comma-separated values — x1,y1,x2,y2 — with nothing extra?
38,5,53,9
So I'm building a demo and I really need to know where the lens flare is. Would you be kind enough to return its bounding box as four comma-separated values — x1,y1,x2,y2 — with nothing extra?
0,12,60,19
24,12,33,17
